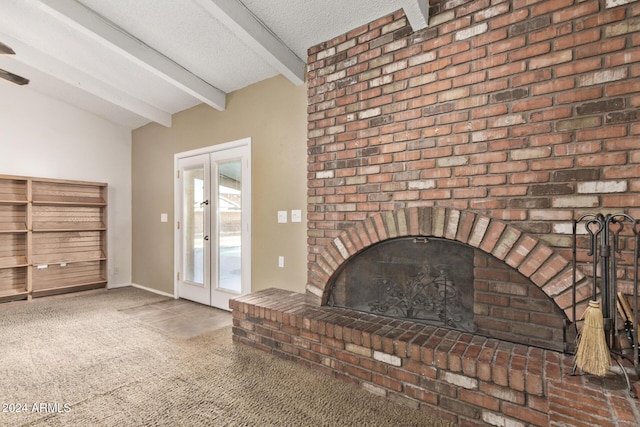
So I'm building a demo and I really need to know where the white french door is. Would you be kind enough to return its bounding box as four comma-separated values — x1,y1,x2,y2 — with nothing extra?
174,139,251,310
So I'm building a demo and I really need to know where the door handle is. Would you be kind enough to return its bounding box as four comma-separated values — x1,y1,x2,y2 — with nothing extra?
200,200,209,206
204,236,209,241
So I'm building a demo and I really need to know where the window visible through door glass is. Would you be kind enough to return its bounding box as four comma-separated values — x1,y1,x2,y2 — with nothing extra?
217,160,242,292
184,167,205,284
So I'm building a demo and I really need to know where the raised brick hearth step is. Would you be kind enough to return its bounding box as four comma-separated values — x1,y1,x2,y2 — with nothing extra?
231,289,640,427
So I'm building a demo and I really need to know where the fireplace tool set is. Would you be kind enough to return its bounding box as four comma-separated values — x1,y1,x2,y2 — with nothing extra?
571,213,639,394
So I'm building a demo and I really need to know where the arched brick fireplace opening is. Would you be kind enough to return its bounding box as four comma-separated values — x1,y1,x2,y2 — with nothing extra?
306,206,591,330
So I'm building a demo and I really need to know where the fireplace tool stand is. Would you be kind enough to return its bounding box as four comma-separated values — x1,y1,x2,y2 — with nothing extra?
571,213,639,396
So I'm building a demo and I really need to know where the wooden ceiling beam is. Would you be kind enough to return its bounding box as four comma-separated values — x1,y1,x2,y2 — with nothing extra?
401,0,430,32
0,33,171,126
38,0,227,114
0,41,16,55
195,0,306,85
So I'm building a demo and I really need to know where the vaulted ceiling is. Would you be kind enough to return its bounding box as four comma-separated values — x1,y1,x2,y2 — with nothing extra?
0,0,428,129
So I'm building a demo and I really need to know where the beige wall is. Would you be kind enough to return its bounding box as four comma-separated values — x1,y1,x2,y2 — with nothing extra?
132,75,308,296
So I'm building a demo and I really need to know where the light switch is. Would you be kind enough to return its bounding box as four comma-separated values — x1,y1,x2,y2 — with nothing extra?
277,210,288,223
160,213,168,222
291,209,302,223
278,256,285,268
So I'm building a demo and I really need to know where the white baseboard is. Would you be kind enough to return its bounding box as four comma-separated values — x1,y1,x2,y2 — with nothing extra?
107,282,130,289
131,283,176,298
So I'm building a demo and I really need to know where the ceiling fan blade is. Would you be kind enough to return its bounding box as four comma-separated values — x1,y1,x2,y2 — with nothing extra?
0,41,15,55
0,68,29,85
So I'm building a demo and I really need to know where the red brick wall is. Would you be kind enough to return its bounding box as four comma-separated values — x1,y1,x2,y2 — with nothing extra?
474,251,567,351
306,0,640,307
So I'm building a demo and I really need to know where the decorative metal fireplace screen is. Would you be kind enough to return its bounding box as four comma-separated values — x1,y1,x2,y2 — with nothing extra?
328,237,476,332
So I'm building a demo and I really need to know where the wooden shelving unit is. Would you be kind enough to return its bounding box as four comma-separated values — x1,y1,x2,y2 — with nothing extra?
0,177,29,302
0,175,107,302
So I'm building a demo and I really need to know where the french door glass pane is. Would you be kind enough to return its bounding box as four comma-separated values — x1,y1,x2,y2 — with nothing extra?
217,160,241,292
184,167,205,284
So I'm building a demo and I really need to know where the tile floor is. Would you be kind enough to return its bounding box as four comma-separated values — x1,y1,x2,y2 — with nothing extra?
119,297,233,339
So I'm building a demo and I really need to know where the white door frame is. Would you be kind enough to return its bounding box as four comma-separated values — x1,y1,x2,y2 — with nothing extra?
175,153,211,305
174,138,252,308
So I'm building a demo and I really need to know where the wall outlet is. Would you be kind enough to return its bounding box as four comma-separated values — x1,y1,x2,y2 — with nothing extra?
160,213,168,222
278,256,284,268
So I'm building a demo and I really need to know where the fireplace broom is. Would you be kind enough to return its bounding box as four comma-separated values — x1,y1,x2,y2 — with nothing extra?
573,217,610,377
574,300,609,376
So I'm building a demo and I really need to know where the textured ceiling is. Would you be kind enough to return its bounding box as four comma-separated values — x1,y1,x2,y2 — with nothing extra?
77,0,280,93
0,0,428,129
241,0,412,59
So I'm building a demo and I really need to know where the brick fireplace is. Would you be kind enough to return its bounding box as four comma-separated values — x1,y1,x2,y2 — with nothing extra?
319,207,571,353
232,0,640,425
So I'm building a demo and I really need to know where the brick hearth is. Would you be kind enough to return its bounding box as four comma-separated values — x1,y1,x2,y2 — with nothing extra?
233,0,640,425
231,289,639,426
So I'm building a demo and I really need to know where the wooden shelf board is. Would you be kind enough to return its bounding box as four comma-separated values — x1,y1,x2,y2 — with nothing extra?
0,199,28,205
0,288,28,298
32,196,106,206
31,256,106,265
32,222,106,232
33,275,107,288
0,256,28,269
31,177,107,186
0,178,28,207
0,224,27,233
32,281,107,297
32,228,106,233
